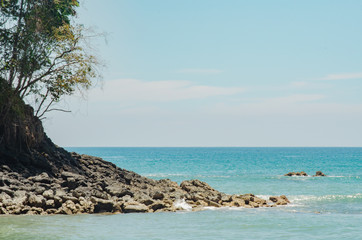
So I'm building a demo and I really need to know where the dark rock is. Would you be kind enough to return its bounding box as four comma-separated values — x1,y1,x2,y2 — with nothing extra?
150,201,167,211
152,191,165,200
91,197,114,213
105,184,132,197
284,171,308,176
313,171,327,177
269,195,290,205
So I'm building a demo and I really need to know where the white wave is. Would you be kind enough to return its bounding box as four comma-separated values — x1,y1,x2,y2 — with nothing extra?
173,199,192,211
289,193,362,202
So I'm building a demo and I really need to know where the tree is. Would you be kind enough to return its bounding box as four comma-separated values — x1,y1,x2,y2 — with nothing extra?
0,0,100,120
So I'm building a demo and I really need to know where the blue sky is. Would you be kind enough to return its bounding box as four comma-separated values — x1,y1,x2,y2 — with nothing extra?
44,0,362,146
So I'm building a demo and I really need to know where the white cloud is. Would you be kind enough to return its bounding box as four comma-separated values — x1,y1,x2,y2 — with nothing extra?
319,72,362,80
178,68,223,74
89,79,244,103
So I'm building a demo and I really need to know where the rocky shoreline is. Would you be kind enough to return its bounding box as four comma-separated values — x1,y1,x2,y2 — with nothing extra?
0,104,290,215
0,151,290,215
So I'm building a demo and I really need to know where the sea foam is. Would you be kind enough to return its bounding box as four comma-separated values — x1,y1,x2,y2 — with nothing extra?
173,199,192,211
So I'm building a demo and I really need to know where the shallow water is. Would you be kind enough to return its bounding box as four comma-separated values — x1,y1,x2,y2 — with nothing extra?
1,147,361,239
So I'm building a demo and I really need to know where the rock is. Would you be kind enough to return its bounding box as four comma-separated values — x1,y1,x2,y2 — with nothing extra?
54,189,67,198
105,184,132,197
29,172,51,184
152,191,165,200
122,201,149,213
12,190,28,206
45,199,55,208
46,208,58,214
220,194,231,202
59,200,77,215
61,171,84,180
33,186,46,195
150,201,167,211
72,187,90,198
63,177,78,190
284,171,308,176
181,179,221,203
91,197,115,213
269,195,290,205
27,194,46,208
0,186,14,197
313,171,326,177
42,189,54,199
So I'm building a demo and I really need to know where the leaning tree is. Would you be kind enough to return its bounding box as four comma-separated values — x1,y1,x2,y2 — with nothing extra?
0,0,100,151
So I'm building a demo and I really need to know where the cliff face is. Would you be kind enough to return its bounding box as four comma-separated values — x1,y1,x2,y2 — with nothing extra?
0,105,44,151
0,100,81,176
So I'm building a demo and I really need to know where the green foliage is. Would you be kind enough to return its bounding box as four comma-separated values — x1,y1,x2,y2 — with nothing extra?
0,0,100,118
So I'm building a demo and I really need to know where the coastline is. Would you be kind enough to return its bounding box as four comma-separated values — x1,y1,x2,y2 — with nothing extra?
0,151,289,215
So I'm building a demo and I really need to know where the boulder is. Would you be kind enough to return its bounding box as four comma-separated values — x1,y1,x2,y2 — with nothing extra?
269,195,290,205
150,201,167,211
152,191,165,200
180,179,221,203
91,197,115,213
122,201,149,213
42,189,54,199
313,171,326,177
29,172,51,184
105,184,132,197
27,194,46,208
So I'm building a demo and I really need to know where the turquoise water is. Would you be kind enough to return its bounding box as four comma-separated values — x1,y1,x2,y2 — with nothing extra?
1,147,361,239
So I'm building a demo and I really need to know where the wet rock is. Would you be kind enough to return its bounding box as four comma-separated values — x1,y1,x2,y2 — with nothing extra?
313,171,326,177
91,197,114,213
269,195,290,205
150,201,167,211
284,171,308,176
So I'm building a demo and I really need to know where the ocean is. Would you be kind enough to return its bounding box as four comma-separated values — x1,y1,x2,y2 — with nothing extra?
1,147,361,239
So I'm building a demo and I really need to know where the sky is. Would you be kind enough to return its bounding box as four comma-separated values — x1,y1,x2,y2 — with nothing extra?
43,0,362,147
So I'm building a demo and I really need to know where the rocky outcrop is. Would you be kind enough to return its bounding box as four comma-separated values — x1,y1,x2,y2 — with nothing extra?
284,171,308,176
0,152,290,215
313,171,326,177
284,171,327,177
